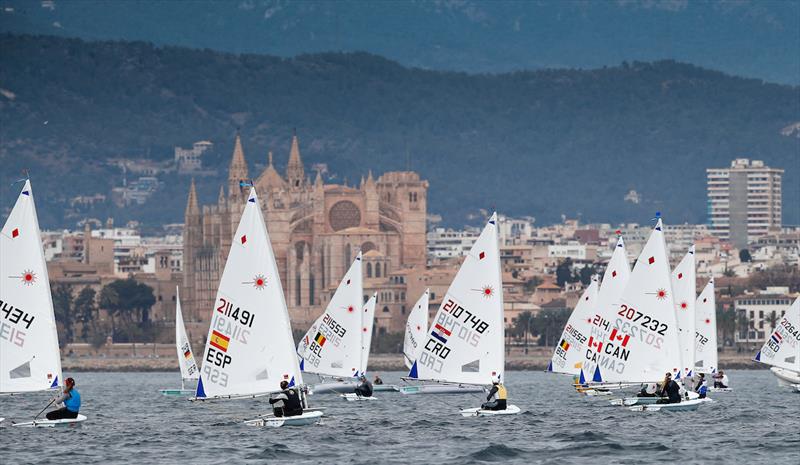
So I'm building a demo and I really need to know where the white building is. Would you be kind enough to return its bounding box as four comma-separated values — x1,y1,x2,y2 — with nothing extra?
734,287,796,344
427,227,480,259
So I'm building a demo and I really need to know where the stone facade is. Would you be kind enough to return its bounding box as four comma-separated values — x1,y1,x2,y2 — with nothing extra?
182,134,428,333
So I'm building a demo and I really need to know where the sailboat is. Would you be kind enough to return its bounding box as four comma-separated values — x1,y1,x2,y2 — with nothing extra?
548,276,600,376
755,296,800,392
578,234,631,396
192,187,322,427
399,289,483,395
1,180,86,427
587,218,707,412
671,245,697,382
159,287,199,396
406,213,518,416
297,254,364,394
694,278,728,392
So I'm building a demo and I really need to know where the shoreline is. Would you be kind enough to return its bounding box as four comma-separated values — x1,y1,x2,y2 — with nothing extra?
61,352,768,372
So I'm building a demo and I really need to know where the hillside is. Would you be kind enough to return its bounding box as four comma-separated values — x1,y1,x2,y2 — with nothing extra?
0,34,797,229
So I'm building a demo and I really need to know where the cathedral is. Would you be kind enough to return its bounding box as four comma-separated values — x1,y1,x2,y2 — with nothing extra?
182,133,428,333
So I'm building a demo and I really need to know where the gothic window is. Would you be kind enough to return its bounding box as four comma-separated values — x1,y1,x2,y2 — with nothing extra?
361,241,376,253
366,262,373,278
345,244,351,268
382,306,390,313
383,263,387,277
295,273,301,306
329,201,361,231
375,262,381,278
309,274,315,304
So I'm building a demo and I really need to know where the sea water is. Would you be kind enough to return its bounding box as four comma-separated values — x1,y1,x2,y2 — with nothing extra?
1,370,798,464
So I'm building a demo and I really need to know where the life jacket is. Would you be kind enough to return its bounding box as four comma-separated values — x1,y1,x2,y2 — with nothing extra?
283,388,302,412
64,388,81,413
496,384,507,400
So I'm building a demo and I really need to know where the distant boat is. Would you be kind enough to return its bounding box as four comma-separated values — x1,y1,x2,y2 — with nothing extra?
671,245,696,380
192,187,321,427
694,278,719,376
1,180,87,427
406,213,517,414
159,287,199,396
548,276,599,376
755,297,800,392
297,254,365,394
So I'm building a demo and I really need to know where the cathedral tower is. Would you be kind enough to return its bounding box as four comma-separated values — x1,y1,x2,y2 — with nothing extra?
227,133,249,201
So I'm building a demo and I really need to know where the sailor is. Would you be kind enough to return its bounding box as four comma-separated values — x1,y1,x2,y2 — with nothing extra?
481,379,508,411
713,370,729,389
637,383,658,397
656,372,681,404
354,375,373,397
695,374,708,399
46,377,81,420
373,374,384,385
268,380,303,417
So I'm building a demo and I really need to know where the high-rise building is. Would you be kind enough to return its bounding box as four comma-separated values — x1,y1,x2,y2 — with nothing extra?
707,158,783,249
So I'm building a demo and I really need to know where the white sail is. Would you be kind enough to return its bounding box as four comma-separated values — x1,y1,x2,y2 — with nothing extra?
195,188,301,399
581,235,631,382
590,219,682,384
671,245,696,378
694,278,718,374
0,180,62,393
549,277,599,375
175,287,199,381
755,297,800,373
403,289,430,369
360,292,377,375
408,213,504,385
297,253,363,379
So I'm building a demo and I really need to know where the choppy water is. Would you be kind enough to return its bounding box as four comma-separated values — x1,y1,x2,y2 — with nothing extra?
1,370,798,464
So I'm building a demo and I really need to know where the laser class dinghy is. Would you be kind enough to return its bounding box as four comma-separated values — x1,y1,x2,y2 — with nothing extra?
1,180,85,427
297,253,366,395
192,187,322,427
159,287,199,396
338,293,383,401
755,297,800,392
406,213,518,416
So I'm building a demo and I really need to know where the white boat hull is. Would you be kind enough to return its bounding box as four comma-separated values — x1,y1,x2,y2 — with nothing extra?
373,385,399,392
341,393,378,401
309,381,358,394
12,414,88,428
243,410,324,427
582,389,614,397
460,404,521,417
159,388,196,396
770,367,800,385
707,387,733,393
613,390,699,406
399,384,485,395
793,384,800,393
628,398,711,412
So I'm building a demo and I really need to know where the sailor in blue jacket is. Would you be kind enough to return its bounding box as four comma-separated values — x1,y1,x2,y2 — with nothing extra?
47,377,81,420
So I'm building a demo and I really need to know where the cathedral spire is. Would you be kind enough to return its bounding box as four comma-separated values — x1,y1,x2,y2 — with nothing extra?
286,133,305,188
228,133,249,199
217,185,226,206
185,178,199,217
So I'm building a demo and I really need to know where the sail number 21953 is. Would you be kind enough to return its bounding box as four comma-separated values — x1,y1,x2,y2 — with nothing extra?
617,304,667,335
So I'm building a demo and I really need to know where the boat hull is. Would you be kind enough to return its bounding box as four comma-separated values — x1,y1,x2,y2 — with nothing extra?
373,385,399,392
399,384,485,395
243,410,324,427
159,388,196,396
460,404,521,417
12,414,88,428
309,381,358,394
341,393,378,401
628,398,711,412
770,367,800,385
707,387,733,393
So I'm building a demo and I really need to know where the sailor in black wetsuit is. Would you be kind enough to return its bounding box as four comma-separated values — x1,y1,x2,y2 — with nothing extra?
656,372,681,404
354,375,373,397
268,380,303,417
